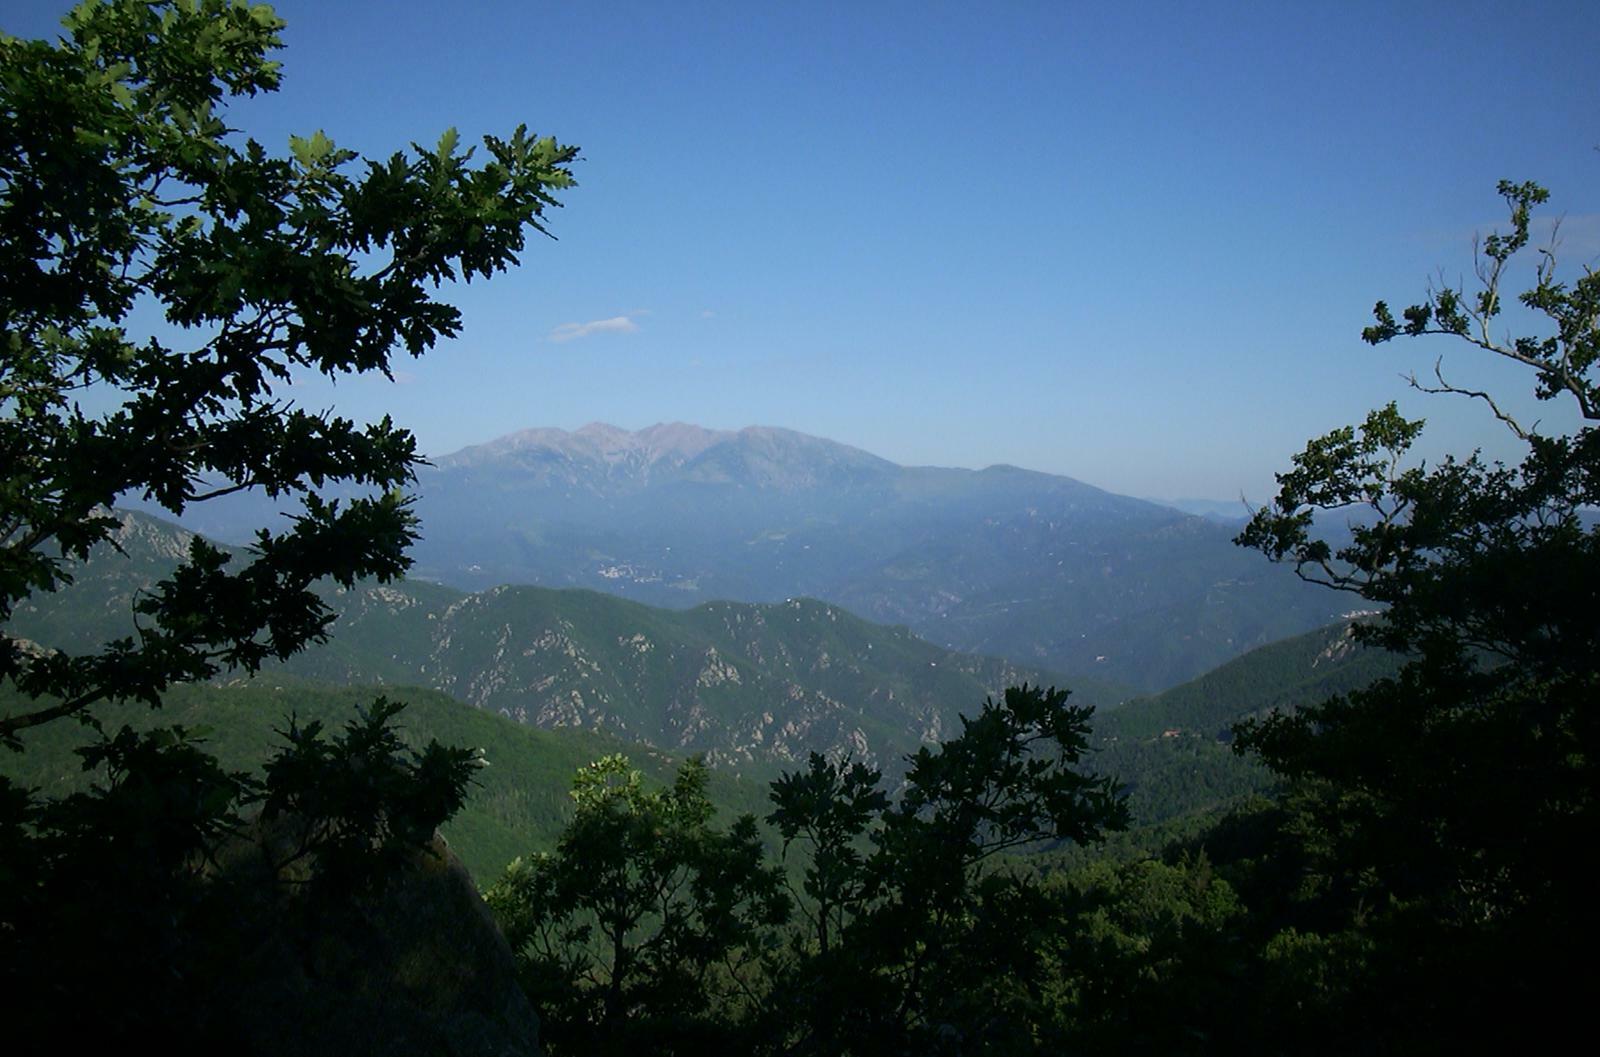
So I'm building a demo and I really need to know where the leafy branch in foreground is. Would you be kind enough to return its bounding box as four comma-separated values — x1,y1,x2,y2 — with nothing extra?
258,697,481,897
1232,176,1600,1050
1,1,575,1047
1,0,578,741
487,755,789,1057
492,686,1127,1057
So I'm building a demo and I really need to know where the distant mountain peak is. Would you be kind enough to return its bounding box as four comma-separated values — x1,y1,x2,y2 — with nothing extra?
437,421,900,481
630,422,730,459
568,422,728,464
440,422,710,471
572,421,637,445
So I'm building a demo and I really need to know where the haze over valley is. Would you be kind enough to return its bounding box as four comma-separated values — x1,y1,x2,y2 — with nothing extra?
9,508,1390,846
5,1,1590,1050
163,421,1353,693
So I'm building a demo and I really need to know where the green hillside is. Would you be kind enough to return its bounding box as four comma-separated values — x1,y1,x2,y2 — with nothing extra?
10,511,1128,774
6,512,1402,875
1096,618,1398,742
0,679,770,882
1,618,1398,884
1083,620,1401,831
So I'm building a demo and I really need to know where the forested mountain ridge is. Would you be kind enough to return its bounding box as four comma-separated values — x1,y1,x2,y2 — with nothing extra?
9,511,1397,851
163,421,1354,691
1096,618,1398,743
0,678,766,883
1087,619,1400,828
0,619,1392,885
11,510,1120,774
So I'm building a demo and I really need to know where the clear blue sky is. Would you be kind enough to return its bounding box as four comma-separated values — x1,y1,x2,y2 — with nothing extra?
8,0,1600,500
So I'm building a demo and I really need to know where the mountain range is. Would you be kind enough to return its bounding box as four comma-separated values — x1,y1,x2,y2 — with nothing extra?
10,512,1117,775
5,509,1395,878
1,612,1394,884
159,422,1352,691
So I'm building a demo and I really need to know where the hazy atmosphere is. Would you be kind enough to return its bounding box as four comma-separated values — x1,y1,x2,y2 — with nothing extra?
7,1,1599,1051
10,0,1598,499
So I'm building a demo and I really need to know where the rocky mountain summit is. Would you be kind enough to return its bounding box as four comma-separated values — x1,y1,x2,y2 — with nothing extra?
431,421,901,495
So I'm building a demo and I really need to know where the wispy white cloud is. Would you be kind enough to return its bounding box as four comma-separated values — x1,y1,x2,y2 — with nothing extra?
1428,213,1600,265
1533,213,1600,262
546,315,640,343
700,309,716,319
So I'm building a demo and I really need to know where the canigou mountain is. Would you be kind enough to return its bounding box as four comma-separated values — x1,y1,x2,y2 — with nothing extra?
408,423,1351,691
165,422,1351,691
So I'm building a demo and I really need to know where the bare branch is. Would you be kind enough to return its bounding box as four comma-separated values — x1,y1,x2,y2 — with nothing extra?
1293,561,1371,595
188,479,257,503
1408,357,1533,440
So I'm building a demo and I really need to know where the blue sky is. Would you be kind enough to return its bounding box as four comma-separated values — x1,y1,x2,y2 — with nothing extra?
8,0,1600,500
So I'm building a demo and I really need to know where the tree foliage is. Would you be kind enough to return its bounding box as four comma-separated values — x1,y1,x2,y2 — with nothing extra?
766,685,1127,1056
0,1,575,1046
0,700,480,1047
1048,855,1247,1055
1233,177,1600,1047
487,755,789,1057
488,687,1128,1057
0,0,577,740
256,697,480,898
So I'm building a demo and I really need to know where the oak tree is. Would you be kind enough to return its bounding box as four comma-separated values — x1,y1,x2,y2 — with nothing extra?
1,0,576,739
0,0,576,1045
768,685,1127,1056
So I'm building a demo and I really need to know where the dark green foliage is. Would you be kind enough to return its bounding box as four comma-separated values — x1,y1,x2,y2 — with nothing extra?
1097,619,1397,743
1,0,576,741
1081,619,1399,832
1,1,574,1046
766,685,1127,1056
0,700,478,1047
1229,177,1600,1049
486,686,1129,1057
1049,855,1247,1055
768,752,887,955
1088,732,1271,828
487,755,790,1057
257,697,479,899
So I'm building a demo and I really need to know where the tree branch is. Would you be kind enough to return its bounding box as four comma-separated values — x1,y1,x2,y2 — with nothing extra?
1408,358,1533,440
0,685,111,740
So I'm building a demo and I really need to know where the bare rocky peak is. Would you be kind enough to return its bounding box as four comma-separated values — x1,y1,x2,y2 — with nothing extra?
113,508,197,561
435,422,899,487
579,421,729,463
448,426,574,463
441,421,725,468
